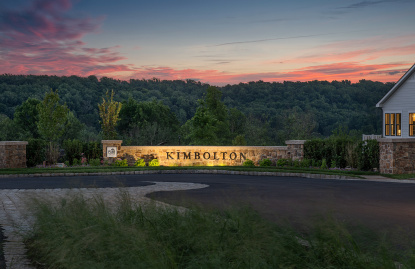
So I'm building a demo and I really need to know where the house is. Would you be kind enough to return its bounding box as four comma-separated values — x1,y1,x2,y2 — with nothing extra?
376,63,415,174
376,63,415,138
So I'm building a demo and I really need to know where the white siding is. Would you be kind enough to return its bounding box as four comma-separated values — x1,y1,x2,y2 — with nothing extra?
383,79,415,138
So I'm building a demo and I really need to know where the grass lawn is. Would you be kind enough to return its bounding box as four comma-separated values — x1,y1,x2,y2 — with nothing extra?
25,192,415,269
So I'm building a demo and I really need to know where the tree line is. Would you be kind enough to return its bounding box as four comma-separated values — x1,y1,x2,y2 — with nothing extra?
0,74,392,148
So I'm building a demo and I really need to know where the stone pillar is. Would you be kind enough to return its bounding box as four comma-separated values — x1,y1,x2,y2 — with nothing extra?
101,140,123,164
378,138,415,174
285,140,306,161
0,141,28,169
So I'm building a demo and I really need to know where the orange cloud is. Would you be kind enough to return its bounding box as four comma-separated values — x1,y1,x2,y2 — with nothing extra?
120,62,411,86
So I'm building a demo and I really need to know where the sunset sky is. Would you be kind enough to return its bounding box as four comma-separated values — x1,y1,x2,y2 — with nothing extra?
1,0,414,86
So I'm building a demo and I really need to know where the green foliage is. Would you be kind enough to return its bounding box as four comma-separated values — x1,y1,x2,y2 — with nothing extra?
243,159,255,166
64,161,70,167
72,158,80,166
114,159,128,167
118,98,179,145
0,75,390,146
98,90,122,140
0,114,26,141
134,159,146,167
259,158,272,167
82,141,102,160
26,195,411,269
321,159,327,169
14,98,41,138
305,134,379,171
149,159,160,166
276,158,291,167
186,86,234,145
37,90,69,142
26,138,47,167
301,158,312,168
60,111,84,142
358,140,380,171
63,139,83,165
89,158,101,166
232,134,247,146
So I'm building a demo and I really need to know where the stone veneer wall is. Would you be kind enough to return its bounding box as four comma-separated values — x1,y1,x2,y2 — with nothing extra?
378,138,415,174
102,140,305,166
0,141,28,169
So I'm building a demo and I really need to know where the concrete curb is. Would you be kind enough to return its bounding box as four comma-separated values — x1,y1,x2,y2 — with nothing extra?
0,170,412,184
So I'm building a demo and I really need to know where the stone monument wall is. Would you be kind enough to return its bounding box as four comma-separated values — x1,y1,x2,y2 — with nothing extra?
102,140,306,166
0,141,28,169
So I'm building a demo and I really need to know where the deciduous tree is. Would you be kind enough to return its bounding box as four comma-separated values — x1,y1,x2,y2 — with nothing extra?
98,90,122,139
37,90,69,142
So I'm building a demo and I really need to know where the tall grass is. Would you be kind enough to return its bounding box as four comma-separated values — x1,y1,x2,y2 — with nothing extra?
25,193,414,268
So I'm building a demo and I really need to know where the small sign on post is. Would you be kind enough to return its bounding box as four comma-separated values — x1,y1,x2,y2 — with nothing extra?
107,146,117,158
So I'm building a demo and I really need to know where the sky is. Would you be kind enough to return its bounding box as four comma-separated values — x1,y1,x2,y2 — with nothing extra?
0,0,414,86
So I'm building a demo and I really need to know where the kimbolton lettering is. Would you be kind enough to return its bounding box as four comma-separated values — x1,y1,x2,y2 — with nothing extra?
166,151,246,161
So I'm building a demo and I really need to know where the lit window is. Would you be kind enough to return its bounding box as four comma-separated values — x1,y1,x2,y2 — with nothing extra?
385,113,390,136
410,113,415,136
385,113,401,136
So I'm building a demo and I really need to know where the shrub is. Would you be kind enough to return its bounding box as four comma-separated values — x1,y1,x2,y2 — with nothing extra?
72,158,80,166
63,139,83,165
149,159,160,166
259,158,272,167
292,159,301,167
134,159,146,167
321,159,327,169
89,158,101,166
82,142,102,160
301,158,312,168
64,161,70,167
26,138,47,167
276,158,291,167
358,140,380,171
114,159,128,167
243,159,255,167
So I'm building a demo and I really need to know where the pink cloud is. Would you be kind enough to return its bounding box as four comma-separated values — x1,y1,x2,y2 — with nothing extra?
123,62,411,86
0,0,134,77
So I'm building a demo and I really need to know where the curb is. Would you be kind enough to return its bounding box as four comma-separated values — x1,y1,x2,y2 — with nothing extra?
0,170,411,183
0,170,360,180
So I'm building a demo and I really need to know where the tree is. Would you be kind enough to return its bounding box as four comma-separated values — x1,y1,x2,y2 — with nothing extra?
60,111,85,142
186,86,232,145
37,90,69,142
187,101,218,145
37,90,69,164
0,114,25,141
118,98,179,145
98,90,122,139
14,97,41,138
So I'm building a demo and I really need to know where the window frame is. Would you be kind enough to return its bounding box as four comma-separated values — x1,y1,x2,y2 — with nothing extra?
384,112,401,137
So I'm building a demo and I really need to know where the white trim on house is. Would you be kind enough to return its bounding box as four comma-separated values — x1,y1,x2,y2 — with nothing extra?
376,63,415,108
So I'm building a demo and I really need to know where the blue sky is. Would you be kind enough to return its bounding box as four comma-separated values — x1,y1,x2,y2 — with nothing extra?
1,0,414,85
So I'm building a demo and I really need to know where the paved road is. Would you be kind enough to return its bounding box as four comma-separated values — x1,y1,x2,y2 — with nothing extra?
2,173,415,234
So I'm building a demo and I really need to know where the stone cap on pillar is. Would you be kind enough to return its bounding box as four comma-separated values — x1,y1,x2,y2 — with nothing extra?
0,141,28,146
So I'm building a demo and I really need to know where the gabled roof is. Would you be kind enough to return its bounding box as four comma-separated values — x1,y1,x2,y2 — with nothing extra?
376,63,415,107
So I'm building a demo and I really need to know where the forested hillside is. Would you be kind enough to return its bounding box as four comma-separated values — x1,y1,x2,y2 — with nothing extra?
0,74,392,145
